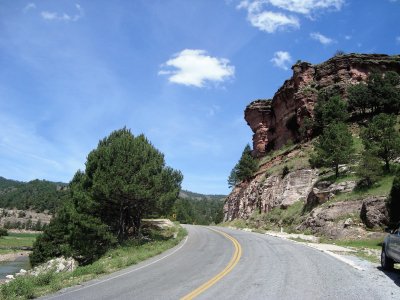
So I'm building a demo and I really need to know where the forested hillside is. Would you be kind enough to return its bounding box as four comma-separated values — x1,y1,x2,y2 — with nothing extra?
0,177,68,213
174,192,225,225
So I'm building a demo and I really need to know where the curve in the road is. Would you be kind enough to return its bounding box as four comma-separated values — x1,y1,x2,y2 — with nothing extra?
180,227,242,300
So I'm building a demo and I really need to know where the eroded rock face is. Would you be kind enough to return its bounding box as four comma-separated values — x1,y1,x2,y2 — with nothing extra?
299,196,389,239
223,169,318,221
245,54,400,157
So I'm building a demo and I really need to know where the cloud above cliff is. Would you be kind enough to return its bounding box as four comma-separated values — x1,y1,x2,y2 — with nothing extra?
271,51,292,70
310,32,335,45
41,4,84,22
159,49,235,87
236,0,345,32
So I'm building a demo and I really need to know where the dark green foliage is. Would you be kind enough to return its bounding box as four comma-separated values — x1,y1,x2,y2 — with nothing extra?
30,208,72,266
388,174,400,226
85,129,182,240
348,71,400,116
347,83,371,115
368,71,400,114
0,227,8,237
313,95,348,134
173,196,224,225
356,151,383,187
361,113,400,171
30,128,182,266
0,177,68,213
228,144,258,187
311,122,354,178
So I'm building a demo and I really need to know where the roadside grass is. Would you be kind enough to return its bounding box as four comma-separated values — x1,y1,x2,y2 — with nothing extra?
0,225,187,300
0,232,39,255
221,201,306,233
320,238,383,263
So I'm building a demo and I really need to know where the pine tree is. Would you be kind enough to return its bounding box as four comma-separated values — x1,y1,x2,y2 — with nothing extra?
228,144,258,187
361,113,400,172
313,122,354,178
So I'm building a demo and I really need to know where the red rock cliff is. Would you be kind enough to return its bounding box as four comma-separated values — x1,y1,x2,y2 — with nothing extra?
246,53,400,157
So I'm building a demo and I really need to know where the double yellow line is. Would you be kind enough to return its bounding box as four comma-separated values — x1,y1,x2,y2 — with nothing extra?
181,228,242,300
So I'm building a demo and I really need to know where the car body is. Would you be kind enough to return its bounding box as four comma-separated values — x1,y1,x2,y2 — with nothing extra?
381,225,400,270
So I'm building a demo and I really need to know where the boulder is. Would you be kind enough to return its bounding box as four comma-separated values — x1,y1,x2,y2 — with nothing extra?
360,196,388,229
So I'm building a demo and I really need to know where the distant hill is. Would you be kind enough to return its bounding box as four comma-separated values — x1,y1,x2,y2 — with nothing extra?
179,190,226,201
0,177,68,213
175,190,226,225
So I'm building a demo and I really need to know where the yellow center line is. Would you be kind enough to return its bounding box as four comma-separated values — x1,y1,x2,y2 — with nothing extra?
180,227,242,300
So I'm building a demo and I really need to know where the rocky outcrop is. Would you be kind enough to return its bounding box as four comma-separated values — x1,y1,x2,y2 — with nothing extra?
245,54,400,157
299,196,388,239
360,196,388,229
304,180,356,211
224,169,318,221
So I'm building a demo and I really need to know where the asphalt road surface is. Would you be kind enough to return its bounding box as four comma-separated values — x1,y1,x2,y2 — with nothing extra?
41,225,400,300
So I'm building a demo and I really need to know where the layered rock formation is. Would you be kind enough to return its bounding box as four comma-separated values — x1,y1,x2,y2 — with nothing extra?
224,169,318,221
224,53,400,238
246,54,400,157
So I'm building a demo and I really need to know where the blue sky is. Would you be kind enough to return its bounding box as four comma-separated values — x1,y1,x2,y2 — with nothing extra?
0,0,399,194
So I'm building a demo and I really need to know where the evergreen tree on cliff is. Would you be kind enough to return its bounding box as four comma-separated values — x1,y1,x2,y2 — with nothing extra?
361,113,400,172
30,128,182,266
228,144,258,187
311,122,354,178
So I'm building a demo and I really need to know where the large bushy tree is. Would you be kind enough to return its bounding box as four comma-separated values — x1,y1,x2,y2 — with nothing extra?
361,113,400,171
228,144,258,187
30,128,182,266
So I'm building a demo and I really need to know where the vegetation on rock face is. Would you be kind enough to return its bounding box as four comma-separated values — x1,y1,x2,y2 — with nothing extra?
356,151,383,187
228,144,258,187
310,122,354,178
30,128,183,266
361,113,400,171
313,95,349,135
348,71,400,116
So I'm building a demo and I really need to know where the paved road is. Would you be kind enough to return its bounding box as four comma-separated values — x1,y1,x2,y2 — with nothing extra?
42,225,400,300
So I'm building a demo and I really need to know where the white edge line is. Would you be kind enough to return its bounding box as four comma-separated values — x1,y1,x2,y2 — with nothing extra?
264,232,364,271
45,235,189,299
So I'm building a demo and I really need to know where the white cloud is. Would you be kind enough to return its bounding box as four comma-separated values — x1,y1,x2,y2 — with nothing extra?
396,36,400,44
268,0,345,14
159,49,235,87
344,35,351,40
236,0,344,32
248,11,299,33
271,51,292,70
310,32,335,45
238,1,299,33
41,4,83,22
23,3,36,13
